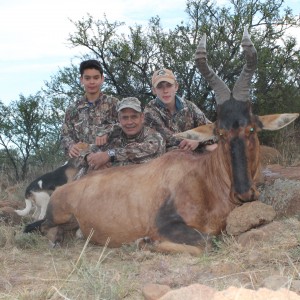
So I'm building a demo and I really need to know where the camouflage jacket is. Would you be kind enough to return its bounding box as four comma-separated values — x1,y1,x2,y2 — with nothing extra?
144,95,211,149
61,93,119,155
99,125,166,166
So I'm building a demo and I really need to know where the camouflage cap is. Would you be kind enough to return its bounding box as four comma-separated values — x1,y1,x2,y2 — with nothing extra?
117,97,142,112
152,68,176,88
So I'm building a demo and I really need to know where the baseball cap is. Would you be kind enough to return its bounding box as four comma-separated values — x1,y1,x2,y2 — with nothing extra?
152,68,176,88
117,97,142,112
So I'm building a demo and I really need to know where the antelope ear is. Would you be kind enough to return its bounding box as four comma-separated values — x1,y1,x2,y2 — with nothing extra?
174,123,215,141
259,113,299,130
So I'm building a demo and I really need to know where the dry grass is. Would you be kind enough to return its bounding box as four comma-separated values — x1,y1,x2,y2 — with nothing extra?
0,136,299,299
274,126,300,166
1,217,300,299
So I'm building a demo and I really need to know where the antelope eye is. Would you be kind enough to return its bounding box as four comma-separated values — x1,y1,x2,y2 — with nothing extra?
250,127,255,133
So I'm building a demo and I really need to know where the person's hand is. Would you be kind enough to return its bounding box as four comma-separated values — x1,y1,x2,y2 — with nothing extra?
86,152,110,170
68,144,81,158
68,142,89,158
179,139,200,151
95,134,108,146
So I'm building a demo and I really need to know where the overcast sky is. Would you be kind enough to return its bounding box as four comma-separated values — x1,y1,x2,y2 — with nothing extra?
0,0,299,105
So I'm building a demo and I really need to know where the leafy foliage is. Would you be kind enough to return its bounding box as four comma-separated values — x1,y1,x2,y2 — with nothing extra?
0,94,63,181
1,0,300,180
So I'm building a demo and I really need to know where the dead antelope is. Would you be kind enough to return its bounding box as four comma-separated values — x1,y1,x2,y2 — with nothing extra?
25,27,298,255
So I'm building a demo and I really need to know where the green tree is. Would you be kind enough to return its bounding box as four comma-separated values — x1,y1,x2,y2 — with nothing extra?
4,0,298,181
0,94,63,181
44,62,83,110
44,0,300,120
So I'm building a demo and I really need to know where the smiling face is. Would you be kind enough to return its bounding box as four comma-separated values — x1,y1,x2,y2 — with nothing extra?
80,68,104,101
118,108,145,137
152,81,179,109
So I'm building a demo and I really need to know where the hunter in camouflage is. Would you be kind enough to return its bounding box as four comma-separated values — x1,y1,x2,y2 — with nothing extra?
77,97,166,177
99,123,165,167
60,59,119,157
144,94,211,149
61,93,119,155
144,68,215,151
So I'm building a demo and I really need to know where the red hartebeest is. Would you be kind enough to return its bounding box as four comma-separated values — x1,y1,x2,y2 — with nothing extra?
25,28,299,255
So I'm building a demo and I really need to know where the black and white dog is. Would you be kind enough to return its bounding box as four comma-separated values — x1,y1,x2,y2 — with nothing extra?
15,159,79,220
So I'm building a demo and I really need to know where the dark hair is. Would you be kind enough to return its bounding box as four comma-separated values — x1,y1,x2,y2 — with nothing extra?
79,60,103,76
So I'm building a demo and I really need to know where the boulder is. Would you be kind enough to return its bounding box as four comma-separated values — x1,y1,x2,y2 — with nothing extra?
260,165,300,218
154,284,300,300
226,201,276,236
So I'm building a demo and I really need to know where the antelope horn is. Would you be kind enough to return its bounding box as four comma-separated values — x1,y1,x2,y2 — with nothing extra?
232,27,257,101
194,34,231,105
